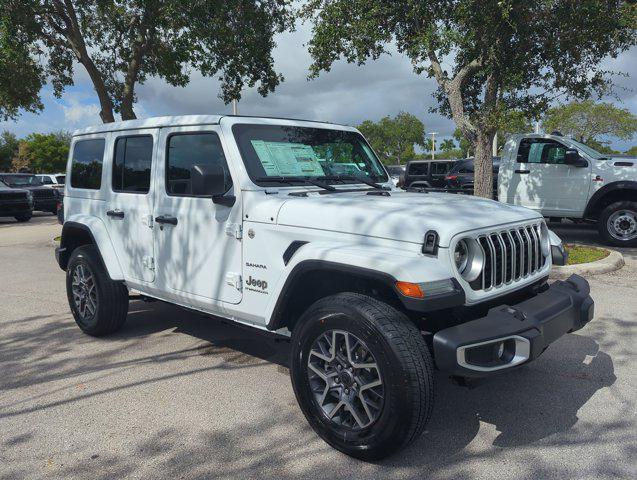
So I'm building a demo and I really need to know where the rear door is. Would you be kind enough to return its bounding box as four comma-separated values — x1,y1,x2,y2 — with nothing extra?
103,129,157,283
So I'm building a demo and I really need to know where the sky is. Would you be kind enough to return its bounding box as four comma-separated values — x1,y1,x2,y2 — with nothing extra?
2,22,636,152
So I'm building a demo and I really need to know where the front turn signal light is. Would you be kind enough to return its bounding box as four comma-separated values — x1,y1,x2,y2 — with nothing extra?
395,281,424,299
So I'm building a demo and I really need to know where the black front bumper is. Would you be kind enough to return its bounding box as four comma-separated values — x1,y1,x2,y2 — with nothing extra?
433,275,594,377
34,199,57,211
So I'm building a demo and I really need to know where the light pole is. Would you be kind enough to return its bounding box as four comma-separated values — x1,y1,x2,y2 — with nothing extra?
427,132,438,160
232,98,238,115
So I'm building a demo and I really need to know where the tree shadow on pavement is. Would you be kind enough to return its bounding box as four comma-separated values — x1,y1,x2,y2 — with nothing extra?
0,301,627,479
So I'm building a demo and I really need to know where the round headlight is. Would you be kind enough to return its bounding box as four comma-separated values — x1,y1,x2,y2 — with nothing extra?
454,239,469,273
454,238,484,282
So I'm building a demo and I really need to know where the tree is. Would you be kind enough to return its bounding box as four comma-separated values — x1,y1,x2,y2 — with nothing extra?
1,1,293,123
542,101,637,149
0,130,19,171
357,112,425,165
625,146,637,157
10,132,70,173
303,1,637,198
440,139,456,152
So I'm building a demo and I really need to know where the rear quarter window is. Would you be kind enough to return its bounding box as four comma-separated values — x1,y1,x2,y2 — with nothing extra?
71,139,105,190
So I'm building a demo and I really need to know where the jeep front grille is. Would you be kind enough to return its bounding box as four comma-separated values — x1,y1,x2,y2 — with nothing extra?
472,223,546,291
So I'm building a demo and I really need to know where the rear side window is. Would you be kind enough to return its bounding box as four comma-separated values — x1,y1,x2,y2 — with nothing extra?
517,139,567,164
408,163,429,175
112,135,153,193
71,139,105,190
39,176,53,184
166,132,232,196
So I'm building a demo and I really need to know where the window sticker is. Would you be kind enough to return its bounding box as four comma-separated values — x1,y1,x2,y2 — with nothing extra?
251,140,326,176
527,142,544,163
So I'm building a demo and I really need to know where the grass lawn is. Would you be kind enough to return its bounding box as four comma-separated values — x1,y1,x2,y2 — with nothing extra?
565,244,610,265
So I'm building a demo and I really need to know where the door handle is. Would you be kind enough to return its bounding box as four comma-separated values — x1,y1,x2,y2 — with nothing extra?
106,210,125,219
155,215,178,226
514,169,530,174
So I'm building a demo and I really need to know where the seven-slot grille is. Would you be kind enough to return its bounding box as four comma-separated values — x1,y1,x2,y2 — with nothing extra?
472,223,546,291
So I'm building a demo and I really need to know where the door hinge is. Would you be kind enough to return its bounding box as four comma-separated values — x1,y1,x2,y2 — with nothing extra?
225,223,242,239
143,256,155,271
225,272,242,290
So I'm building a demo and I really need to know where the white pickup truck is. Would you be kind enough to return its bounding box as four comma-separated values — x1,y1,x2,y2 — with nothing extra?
498,133,637,246
56,116,594,460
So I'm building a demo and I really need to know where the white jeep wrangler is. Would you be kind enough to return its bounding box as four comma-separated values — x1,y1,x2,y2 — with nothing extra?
499,133,637,246
56,115,594,460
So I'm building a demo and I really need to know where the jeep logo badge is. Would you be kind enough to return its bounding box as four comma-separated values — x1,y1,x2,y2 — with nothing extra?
246,276,267,290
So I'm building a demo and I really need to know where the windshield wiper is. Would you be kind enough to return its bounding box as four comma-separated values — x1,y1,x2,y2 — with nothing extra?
254,176,336,192
323,175,389,190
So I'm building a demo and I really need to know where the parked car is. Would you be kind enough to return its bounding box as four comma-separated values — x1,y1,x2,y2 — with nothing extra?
36,173,66,195
0,179,34,222
385,164,405,187
403,159,455,188
444,157,501,191
56,115,592,460
498,133,637,247
0,173,58,214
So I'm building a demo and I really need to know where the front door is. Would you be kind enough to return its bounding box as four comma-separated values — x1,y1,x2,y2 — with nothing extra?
509,138,592,216
104,129,157,283
152,126,243,305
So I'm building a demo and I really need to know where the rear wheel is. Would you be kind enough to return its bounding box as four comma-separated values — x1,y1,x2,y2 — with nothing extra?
290,293,434,460
14,213,32,222
66,245,129,336
599,201,637,247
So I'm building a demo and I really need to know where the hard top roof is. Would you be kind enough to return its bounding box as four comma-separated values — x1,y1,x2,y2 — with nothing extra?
72,114,351,137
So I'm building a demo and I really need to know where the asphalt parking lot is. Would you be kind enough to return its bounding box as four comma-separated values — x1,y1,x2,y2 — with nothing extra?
0,214,635,479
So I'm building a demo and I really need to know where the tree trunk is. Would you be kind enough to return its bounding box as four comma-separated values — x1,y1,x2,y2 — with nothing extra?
81,58,116,123
473,131,495,199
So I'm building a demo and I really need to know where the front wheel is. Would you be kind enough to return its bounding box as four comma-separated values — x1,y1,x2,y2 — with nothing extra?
290,293,434,460
598,201,637,247
14,213,32,222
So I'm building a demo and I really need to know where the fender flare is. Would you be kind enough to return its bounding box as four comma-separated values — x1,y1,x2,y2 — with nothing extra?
584,181,637,218
59,218,124,280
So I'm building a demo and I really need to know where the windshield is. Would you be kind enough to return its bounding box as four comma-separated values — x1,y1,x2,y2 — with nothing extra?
0,175,43,186
232,124,388,187
568,138,607,160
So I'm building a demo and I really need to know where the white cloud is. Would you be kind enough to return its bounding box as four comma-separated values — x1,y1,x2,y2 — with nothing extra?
60,95,101,124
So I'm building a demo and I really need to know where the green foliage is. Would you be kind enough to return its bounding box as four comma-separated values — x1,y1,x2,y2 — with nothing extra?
303,0,637,198
357,112,425,164
625,146,637,156
1,1,294,121
0,130,19,171
543,101,637,148
12,132,70,173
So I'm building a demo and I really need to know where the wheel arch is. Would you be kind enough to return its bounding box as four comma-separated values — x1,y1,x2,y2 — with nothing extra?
58,219,124,280
585,181,637,219
267,260,407,332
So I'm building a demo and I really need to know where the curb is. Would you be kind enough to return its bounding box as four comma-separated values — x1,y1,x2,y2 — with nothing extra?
550,248,624,280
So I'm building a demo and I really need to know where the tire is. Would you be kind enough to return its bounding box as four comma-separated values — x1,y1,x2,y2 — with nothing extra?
290,292,434,460
14,213,32,222
66,245,129,336
598,201,637,247
51,208,58,215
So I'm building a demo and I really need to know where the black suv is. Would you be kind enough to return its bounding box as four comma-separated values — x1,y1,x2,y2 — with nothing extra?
0,180,34,222
444,157,501,192
0,173,58,214
403,160,455,188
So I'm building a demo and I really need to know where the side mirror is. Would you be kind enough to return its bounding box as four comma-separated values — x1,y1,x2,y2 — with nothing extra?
564,149,588,168
190,164,235,206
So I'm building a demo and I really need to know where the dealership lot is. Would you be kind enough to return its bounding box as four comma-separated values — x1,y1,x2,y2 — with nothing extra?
0,215,635,479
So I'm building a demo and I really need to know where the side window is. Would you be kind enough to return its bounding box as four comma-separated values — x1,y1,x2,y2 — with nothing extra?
517,139,567,165
112,135,153,193
166,132,232,196
71,138,105,190
40,176,53,184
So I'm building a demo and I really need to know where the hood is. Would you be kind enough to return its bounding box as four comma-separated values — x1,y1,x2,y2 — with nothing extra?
274,190,541,247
